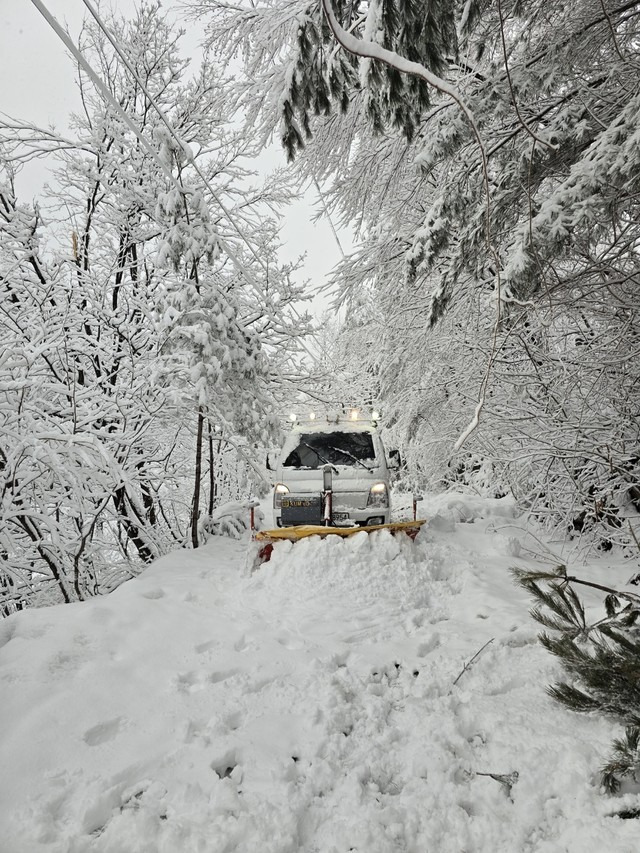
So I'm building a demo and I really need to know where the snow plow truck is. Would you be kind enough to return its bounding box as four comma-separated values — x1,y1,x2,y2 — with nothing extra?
252,411,425,564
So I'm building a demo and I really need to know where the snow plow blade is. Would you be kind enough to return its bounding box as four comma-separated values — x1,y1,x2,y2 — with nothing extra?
253,519,426,564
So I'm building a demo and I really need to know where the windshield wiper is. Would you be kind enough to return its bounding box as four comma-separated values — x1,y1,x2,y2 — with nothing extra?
300,442,340,473
326,444,374,471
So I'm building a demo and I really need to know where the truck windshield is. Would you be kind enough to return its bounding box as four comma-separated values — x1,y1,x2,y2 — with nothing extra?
283,431,376,469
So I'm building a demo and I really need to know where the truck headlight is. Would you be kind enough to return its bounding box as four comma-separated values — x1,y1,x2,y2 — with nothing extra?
274,483,289,508
367,483,389,508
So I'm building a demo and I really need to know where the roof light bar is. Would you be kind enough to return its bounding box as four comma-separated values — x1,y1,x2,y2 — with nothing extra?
286,410,381,425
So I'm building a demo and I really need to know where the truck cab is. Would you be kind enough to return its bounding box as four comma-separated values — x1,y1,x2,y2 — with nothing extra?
272,415,393,528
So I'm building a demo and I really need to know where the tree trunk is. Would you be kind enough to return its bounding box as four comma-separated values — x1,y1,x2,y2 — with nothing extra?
112,487,157,563
207,419,216,516
191,406,205,549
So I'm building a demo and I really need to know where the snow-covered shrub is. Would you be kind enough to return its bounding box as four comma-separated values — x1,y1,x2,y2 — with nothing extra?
201,501,262,540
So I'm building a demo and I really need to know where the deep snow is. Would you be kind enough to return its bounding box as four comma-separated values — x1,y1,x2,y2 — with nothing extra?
1,493,639,852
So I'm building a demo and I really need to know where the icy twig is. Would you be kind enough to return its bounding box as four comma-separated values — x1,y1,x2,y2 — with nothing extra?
452,638,494,687
476,770,519,798
627,520,640,563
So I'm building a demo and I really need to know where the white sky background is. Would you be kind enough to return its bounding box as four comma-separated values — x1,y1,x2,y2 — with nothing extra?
0,0,348,313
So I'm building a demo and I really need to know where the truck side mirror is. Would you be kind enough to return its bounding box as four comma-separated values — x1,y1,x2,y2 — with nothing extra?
388,449,402,470
266,451,278,471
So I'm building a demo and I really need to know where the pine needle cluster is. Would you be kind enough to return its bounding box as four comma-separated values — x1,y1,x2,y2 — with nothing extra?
512,565,640,793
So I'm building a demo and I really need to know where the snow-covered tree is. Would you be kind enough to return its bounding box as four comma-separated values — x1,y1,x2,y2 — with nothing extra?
196,0,640,550
0,2,311,611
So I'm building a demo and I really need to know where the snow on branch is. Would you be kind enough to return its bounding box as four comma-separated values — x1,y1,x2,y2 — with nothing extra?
320,0,479,136
319,0,501,453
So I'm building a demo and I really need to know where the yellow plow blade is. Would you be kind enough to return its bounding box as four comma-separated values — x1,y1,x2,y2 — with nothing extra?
255,519,426,544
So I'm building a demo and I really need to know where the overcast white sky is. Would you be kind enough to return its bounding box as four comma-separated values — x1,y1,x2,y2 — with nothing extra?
1,0,82,129
0,0,348,309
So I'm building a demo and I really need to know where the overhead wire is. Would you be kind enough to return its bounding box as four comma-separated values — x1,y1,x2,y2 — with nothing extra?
29,0,186,197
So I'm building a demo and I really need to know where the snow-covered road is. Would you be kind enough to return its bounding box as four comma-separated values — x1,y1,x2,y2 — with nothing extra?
1,495,638,852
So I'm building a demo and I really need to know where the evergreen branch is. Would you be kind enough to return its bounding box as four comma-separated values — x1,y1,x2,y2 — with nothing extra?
605,594,620,619
510,565,568,586
601,726,640,794
495,0,556,153
320,0,483,162
598,624,640,656
513,565,640,609
546,682,600,713
519,565,640,791
525,580,587,633
565,577,640,606
539,632,593,667
531,608,582,636
619,610,640,628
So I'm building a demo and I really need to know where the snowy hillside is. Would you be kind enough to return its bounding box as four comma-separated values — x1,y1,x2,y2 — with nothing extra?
1,494,638,852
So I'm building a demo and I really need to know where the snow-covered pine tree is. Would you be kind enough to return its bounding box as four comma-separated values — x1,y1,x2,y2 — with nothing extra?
195,0,460,157
513,565,640,793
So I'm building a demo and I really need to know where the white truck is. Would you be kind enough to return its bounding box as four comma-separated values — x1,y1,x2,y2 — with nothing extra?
271,415,397,528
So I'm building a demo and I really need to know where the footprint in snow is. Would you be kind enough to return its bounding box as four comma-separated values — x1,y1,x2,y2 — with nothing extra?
417,635,441,657
176,669,240,693
181,709,243,745
176,671,204,693
233,634,248,652
211,749,241,782
140,587,165,600
223,710,242,731
47,649,83,676
275,631,305,650
83,717,123,746
209,668,240,684
195,639,217,654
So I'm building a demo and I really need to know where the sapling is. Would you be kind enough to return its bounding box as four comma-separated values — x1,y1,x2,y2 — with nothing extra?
513,565,640,793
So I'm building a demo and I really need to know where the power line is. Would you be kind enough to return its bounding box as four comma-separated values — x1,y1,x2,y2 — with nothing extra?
29,0,185,197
